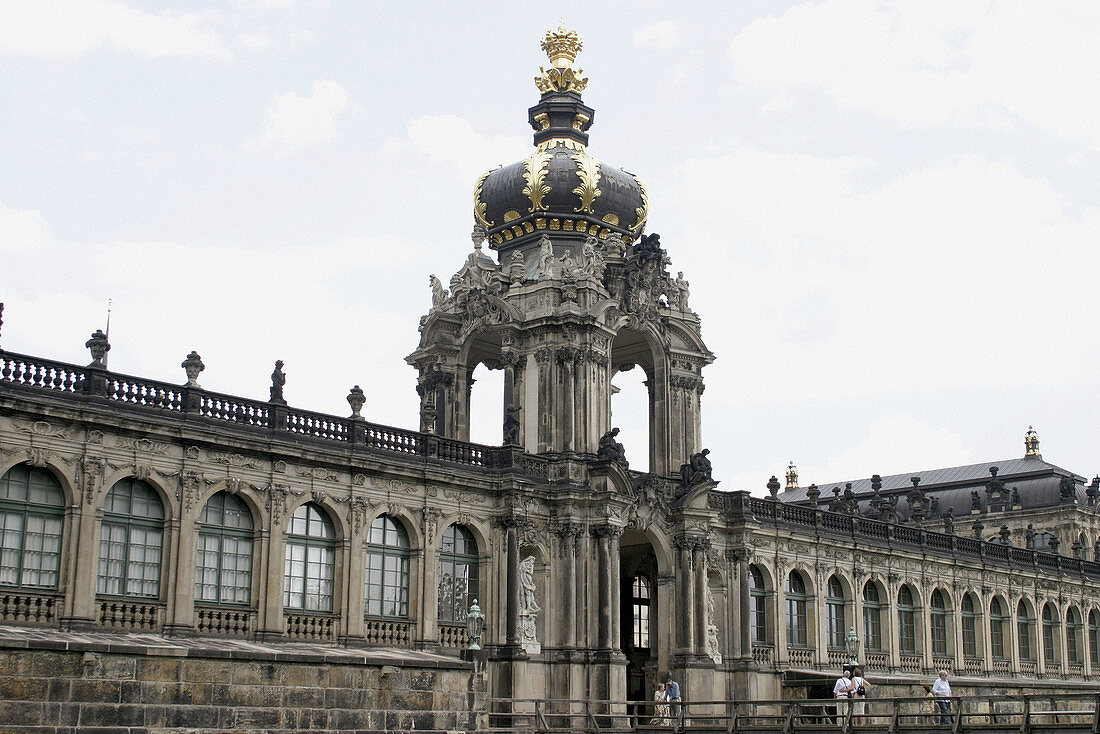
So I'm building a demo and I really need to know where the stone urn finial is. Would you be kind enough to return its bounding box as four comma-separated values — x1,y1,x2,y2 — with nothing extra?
85,329,110,367
181,351,204,387
347,385,366,420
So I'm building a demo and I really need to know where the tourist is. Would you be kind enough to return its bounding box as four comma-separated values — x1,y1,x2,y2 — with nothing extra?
833,670,855,724
931,670,952,725
665,675,682,720
650,682,670,726
921,684,936,724
850,667,870,725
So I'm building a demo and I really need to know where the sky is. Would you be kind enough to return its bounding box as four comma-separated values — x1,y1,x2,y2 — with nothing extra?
1,1,1098,494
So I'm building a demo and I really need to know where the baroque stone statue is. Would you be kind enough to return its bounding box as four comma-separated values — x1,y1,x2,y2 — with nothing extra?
270,360,286,404
597,428,628,466
503,405,521,446
519,555,540,654
679,448,712,488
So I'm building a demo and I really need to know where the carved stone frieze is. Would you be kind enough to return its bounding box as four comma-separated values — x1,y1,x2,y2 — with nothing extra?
208,452,263,470
114,436,170,455
14,420,73,439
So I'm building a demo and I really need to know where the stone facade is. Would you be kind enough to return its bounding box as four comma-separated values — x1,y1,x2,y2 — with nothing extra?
0,24,1098,733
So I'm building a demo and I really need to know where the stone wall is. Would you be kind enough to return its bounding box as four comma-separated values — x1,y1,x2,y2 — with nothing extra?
0,627,485,733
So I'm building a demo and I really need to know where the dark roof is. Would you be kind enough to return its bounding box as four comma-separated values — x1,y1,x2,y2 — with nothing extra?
779,456,1092,520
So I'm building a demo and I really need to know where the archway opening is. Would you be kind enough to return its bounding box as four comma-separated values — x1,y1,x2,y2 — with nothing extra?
619,529,658,712
468,362,505,445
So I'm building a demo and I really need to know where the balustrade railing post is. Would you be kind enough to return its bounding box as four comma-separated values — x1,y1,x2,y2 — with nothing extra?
83,364,108,397
269,403,288,432
181,385,202,414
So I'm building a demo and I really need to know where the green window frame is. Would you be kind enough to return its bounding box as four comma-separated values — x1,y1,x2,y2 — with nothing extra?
749,565,768,645
826,576,846,649
632,575,651,650
1017,601,1033,661
196,491,253,605
990,597,1007,660
931,590,949,656
365,514,410,618
898,585,917,654
785,571,808,647
863,582,883,651
97,478,164,599
962,594,978,658
0,464,65,590
283,503,335,612
1042,603,1058,664
438,524,478,624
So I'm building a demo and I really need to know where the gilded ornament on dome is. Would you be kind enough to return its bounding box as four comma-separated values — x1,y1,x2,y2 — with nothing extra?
535,67,589,95
627,170,649,233
522,151,554,213
473,168,494,227
571,149,601,214
534,23,588,94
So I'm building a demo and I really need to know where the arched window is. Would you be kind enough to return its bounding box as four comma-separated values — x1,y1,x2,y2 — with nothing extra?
1018,602,1034,661
0,464,64,590
365,514,410,618
97,478,164,598
990,598,1007,660
826,576,846,649
1042,603,1058,665
196,491,253,605
961,594,979,658
438,524,478,623
1089,610,1100,667
1066,607,1082,664
1078,534,1089,559
749,565,768,644
931,590,949,656
786,572,808,647
283,503,335,612
863,582,883,651
632,576,651,650
898,585,917,654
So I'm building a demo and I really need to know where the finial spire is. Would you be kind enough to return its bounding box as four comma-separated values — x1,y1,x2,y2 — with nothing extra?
535,23,588,94
1024,425,1041,458
785,461,798,490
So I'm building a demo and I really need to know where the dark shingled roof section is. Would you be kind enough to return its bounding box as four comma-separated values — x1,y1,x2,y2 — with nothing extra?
780,456,1085,504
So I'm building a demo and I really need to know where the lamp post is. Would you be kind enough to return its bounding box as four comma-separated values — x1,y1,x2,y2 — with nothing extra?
845,625,861,668
466,599,485,651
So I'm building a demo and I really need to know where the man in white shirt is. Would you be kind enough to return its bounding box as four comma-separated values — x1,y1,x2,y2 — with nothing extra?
931,670,952,724
833,670,854,724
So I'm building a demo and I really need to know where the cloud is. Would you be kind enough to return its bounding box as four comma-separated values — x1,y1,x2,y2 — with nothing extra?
0,203,53,253
726,413,974,493
669,149,1100,410
406,115,530,184
633,20,681,50
0,0,231,59
730,0,1100,149
254,80,349,150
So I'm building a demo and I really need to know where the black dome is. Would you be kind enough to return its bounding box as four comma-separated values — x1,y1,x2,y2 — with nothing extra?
475,141,648,251
472,25,649,254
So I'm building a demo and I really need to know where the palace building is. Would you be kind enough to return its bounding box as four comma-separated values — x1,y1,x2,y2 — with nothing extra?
0,24,1098,730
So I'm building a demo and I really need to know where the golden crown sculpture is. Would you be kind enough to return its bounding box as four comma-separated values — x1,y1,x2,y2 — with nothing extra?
541,23,582,69
535,23,588,94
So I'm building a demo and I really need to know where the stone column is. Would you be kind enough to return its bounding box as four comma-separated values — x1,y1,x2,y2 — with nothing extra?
609,525,624,649
814,570,829,666
886,578,901,670
730,551,751,661
557,347,577,453
554,524,580,647
674,536,695,655
594,525,615,650
1008,598,1020,675
693,541,709,655
64,457,107,628
981,590,994,673
419,508,442,646
534,349,554,453
506,521,521,646
165,512,195,633
951,587,965,672
921,586,935,671
775,562,788,665
257,486,291,641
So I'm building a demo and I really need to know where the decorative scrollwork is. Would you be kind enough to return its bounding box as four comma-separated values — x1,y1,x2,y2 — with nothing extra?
571,150,601,214
523,151,554,213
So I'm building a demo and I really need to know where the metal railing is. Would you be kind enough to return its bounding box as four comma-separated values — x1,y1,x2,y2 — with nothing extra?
485,693,1100,733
